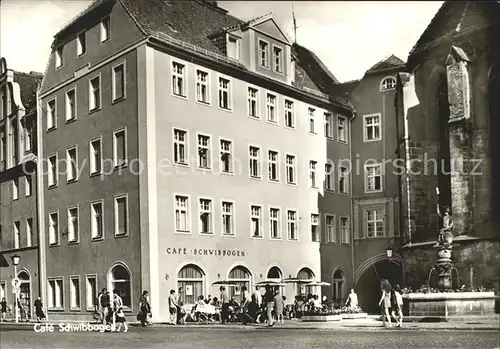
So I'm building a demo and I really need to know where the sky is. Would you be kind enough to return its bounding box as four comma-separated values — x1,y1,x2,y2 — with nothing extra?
0,0,443,82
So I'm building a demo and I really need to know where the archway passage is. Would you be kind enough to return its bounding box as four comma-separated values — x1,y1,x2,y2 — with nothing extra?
332,270,345,304
355,259,402,314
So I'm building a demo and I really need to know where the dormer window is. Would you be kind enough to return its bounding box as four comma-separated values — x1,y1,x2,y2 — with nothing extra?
227,37,239,60
273,46,283,73
77,32,86,56
380,76,396,91
258,40,269,68
101,16,110,43
55,46,64,68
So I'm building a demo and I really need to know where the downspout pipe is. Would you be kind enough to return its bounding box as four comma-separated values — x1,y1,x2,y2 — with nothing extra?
349,110,356,287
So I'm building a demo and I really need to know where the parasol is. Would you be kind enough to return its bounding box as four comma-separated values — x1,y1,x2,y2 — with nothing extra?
211,280,239,286
255,280,285,287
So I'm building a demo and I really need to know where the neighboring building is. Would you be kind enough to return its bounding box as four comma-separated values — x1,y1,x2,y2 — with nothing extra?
396,1,500,294
0,57,43,319
346,56,405,312
38,0,353,320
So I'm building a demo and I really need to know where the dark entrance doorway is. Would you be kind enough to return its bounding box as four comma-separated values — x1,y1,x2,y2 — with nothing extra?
355,259,402,314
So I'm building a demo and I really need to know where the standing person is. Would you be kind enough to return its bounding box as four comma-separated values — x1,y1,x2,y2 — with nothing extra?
168,289,177,325
273,289,284,324
34,297,45,322
263,285,275,327
138,290,151,327
391,285,404,327
99,288,110,325
219,286,230,324
345,288,359,309
0,297,7,322
113,290,129,333
253,286,262,323
378,279,393,327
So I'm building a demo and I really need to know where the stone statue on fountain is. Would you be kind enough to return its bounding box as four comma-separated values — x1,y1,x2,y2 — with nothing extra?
432,186,456,289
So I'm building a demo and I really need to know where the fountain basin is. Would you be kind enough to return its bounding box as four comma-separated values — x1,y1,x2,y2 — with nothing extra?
403,292,496,320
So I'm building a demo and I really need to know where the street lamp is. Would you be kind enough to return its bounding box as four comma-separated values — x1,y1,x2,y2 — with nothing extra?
386,246,393,259
11,254,20,323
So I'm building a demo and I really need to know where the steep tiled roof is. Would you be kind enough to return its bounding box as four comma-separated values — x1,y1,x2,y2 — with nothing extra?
119,0,243,55
13,71,43,114
365,54,405,74
55,0,111,38
292,43,340,89
53,0,348,108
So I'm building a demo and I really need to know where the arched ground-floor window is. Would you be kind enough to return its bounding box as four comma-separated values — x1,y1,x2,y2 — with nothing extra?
267,266,282,281
109,264,131,308
332,269,345,304
228,265,251,299
177,264,205,305
297,267,314,295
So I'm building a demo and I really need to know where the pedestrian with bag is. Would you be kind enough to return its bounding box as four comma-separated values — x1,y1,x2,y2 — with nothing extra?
138,290,151,327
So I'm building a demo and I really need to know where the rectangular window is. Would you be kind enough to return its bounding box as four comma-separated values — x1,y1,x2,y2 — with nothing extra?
196,70,209,104
90,139,102,175
341,216,350,244
268,150,279,182
173,129,187,165
309,161,317,188
284,100,295,128
13,221,20,249
47,99,56,130
339,166,349,194
48,211,59,246
66,147,78,182
227,37,239,60
258,40,269,68
324,112,333,139
12,178,18,200
67,206,79,243
85,275,97,310
11,117,18,164
26,218,33,247
222,201,234,236
24,125,33,152
70,276,80,310
0,282,5,303
364,114,381,141
175,195,189,232
249,146,261,178
248,87,259,118
0,131,5,163
220,139,232,173
338,116,347,143
112,63,125,101
366,209,384,237
48,279,64,309
197,134,211,169
308,108,316,134
172,62,186,97
77,32,86,56
55,46,63,68
365,164,383,192
115,195,128,236
326,215,335,243
113,129,127,168
89,76,101,111
287,210,297,241
48,154,58,187
218,77,231,110
101,16,110,42
325,163,334,191
286,155,296,184
266,93,277,123
273,46,283,73
65,89,76,121
270,208,280,239
199,198,213,234
311,214,320,242
90,201,103,240
250,205,262,238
